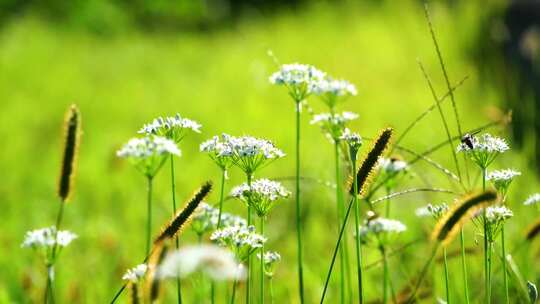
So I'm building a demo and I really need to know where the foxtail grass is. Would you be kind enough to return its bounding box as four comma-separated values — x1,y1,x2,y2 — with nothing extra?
526,218,540,241
322,127,393,303
147,242,169,302
128,283,140,304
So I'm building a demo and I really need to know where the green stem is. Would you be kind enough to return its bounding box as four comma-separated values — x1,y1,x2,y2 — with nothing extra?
352,159,364,304
246,174,253,304
482,168,490,304
217,169,227,228
381,246,388,304
294,102,305,304
443,247,450,304
260,217,265,304
269,277,274,304
170,156,183,304
385,189,391,218
460,229,470,304
230,278,238,304
502,226,509,304
146,176,153,258
487,241,493,303
334,142,345,304
44,264,55,304
46,200,65,304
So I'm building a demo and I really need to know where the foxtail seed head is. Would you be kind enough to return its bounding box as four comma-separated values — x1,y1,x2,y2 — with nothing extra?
348,127,393,196
154,182,212,244
432,190,498,246
128,282,140,304
146,241,169,302
526,218,540,242
58,104,81,202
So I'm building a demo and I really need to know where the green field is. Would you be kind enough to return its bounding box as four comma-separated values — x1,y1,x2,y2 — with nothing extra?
1,1,539,303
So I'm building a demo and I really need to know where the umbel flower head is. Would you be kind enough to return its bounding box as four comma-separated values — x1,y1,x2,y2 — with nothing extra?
310,111,359,142
358,214,406,246
457,133,509,169
157,245,245,282
257,251,281,277
377,157,408,190
200,134,235,172
415,203,449,220
340,128,363,159
191,203,247,236
231,179,290,217
311,78,357,109
484,205,513,241
228,136,285,175
524,193,540,206
138,113,201,143
269,63,326,102
210,225,266,261
122,264,148,283
117,135,181,178
22,227,77,262
487,169,521,198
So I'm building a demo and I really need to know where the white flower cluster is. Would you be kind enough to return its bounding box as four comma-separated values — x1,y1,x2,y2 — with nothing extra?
378,157,408,173
310,112,359,141
122,264,148,283
138,114,201,141
228,136,285,159
211,225,266,261
485,206,513,224
231,179,290,217
22,227,78,249
311,78,357,97
117,136,181,159
340,128,363,152
257,251,281,277
415,203,449,219
457,133,509,153
191,203,247,236
524,193,540,206
200,134,235,171
487,169,521,195
359,217,406,245
158,245,245,282
269,63,326,97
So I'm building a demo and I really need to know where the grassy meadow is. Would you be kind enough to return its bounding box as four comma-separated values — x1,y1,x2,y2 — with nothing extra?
1,0,539,303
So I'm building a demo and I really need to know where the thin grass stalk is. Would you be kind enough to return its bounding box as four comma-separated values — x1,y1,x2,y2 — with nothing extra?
230,278,238,304
334,142,345,304
460,229,470,303
269,277,275,304
295,102,305,304
481,168,490,304
320,197,354,304
246,173,253,304
260,217,265,304
351,158,364,304
385,189,391,217
380,246,388,304
502,226,509,304
212,169,227,304
443,247,450,304
146,176,153,257
170,156,183,304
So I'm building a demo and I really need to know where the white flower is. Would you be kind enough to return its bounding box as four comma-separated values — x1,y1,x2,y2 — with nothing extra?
117,136,180,177
378,157,408,173
257,251,281,277
211,225,266,261
311,78,357,97
138,114,201,142
22,227,77,249
231,179,290,217
340,128,363,153
270,63,326,101
524,193,540,206
310,112,359,141
191,203,220,236
200,134,235,171
415,203,449,219
457,133,509,168
485,206,513,223
359,217,406,245
219,213,248,228
122,264,147,283
487,169,521,195
158,245,245,282
227,136,285,174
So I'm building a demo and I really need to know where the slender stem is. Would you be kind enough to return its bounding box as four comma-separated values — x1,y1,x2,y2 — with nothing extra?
44,264,55,304
170,156,183,304
385,188,391,217
230,278,238,304
334,142,345,304
47,196,66,303
351,159,364,304
217,169,227,228
460,229,470,304
260,217,265,304
269,277,274,304
487,241,493,303
502,226,509,304
294,102,305,304
482,167,490,304
381,246,388,304
246,174,253,304
320,198,354,303
443,247,450,304
146,176,153,257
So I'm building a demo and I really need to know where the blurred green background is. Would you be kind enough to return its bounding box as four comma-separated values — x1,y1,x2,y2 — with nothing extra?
1,0,539,303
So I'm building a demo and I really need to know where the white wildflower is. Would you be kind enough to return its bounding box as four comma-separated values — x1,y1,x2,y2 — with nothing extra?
359,217,406,246
122,264,147,283
310,112,359,141
211,225,266,261
487,169,521,196
257,251,281,277
22,227,77,249
269,63,326,101
457,133,509,168
378,157,408,173
340,128,363,155
231,179,290,217
227,136,285,174
524,193,540,206
138,114,201,142
200,133,234,171
311,78,357,109
415,203,449,219
485,206,513,223
117,136,180,177
158,245,245,281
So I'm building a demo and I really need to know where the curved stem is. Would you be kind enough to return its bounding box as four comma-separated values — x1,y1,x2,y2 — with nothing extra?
352,159,364,304
443,247,450,304
295,102,305,304
146,176,153,257
460,229,470,304
170,156,183,304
